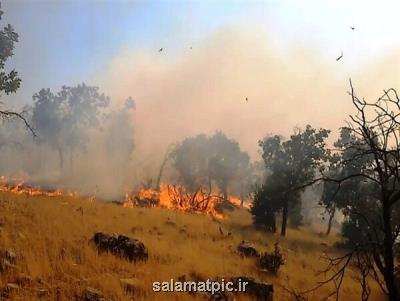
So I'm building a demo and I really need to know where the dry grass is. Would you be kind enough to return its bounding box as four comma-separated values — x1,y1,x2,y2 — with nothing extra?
0,192,384,300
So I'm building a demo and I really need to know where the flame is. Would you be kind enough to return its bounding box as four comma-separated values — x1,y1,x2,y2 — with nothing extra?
124,184,249,218
228,196,251,210
0,175,249,217
0,176,78,198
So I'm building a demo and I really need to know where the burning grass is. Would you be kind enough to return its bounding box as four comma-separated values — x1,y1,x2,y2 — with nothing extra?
0,176,78,198
0,176,245,220
124,184,245,218
0,191,385,300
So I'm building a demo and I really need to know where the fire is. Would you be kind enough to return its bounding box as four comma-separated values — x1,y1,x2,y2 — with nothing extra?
124,184,248,218
0,175,249,217
228,196,252,210
0,176,78,198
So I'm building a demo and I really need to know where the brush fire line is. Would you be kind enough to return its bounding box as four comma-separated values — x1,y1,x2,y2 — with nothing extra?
0,176,78,198
0,176,249,218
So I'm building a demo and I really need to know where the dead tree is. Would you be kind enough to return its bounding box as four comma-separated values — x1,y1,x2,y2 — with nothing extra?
293,79,400,301
167,185,224,214
342,80,400,301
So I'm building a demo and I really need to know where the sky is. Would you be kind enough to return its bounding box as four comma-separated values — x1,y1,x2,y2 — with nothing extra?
2,0,400,159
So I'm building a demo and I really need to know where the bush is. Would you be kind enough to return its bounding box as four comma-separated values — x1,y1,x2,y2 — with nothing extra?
251,185,281,232
258,243,285,275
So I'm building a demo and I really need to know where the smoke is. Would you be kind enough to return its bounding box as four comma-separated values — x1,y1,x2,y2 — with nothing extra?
1,27,400,200
96,28,400,162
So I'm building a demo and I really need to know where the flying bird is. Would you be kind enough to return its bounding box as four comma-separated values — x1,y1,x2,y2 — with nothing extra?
336,51,343,61
190,46,193,50
350,26,355,30
245,97,248,102
158,48,163,52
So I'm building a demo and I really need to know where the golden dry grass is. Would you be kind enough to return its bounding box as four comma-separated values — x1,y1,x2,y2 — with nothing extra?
0,192,385,300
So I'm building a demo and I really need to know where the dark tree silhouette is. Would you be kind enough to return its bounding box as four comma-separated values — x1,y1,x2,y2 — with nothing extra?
298,80,400,301
255,126,330,236
330,81,400,301
251,183,282,232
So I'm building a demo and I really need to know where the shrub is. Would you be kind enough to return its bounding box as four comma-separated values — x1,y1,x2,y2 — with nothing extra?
258,243,285,275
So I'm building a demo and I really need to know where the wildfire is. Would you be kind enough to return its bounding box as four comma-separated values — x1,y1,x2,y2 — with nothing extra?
123,184,248,218
0,175,249,217
0,176,78,198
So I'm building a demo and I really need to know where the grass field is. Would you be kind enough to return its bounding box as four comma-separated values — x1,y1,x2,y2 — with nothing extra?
0,192,384,300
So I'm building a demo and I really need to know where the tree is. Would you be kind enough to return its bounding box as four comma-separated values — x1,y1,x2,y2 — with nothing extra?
172,134,210,191
320,127,373,235
0,2,34,134
251,183,282,232
207,132,250,200
172,132,250,199
303,81,400,301
256,125,330,236
338,81,400,300
234,160,264,206
31,84,109,169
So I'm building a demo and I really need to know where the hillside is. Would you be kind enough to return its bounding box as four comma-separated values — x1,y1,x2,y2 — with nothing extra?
0,192,384,300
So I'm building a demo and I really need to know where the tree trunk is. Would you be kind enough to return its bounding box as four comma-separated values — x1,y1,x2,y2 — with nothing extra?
382,204,399,301
281,199,288,236
326,207,335,236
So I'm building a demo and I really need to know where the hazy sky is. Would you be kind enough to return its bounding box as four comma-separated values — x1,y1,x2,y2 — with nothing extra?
2,0,400,158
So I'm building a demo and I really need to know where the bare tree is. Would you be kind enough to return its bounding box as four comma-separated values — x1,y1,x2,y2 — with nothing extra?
299,79,400,301
167,184,224,214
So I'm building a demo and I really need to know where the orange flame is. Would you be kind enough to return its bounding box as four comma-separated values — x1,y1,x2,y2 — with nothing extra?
124,184,249,218
0,176,78,198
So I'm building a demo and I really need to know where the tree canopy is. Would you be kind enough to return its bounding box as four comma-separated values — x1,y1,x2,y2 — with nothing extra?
31,84,109,169
253,125,330,236
172,132,251,199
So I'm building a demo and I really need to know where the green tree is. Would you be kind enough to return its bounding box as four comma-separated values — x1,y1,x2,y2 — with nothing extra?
0,2,34,134
256,125,330,236
251,183,282,232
